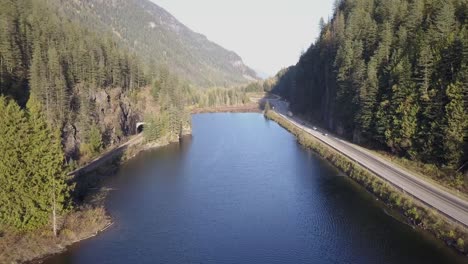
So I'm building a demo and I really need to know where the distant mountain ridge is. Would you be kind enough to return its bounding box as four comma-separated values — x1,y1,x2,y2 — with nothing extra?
57,0,258,87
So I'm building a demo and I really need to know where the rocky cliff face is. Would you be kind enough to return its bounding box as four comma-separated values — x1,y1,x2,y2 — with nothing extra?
63,86,143,162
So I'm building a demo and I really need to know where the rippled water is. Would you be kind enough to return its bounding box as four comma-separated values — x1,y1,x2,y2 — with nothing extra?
44,113,465,264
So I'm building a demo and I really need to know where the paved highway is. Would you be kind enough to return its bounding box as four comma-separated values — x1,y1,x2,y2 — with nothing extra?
270,99,468,227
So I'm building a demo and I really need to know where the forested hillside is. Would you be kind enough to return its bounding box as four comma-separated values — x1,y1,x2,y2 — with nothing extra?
54,0,258,87
0,0,155,159
0,0,190,235
273,0,467,173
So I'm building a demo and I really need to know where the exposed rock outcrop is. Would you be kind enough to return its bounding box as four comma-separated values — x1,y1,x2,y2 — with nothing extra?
63,86,143,161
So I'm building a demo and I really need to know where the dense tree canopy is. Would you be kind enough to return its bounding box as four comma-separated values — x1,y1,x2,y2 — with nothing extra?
0,0,147,121
145,68,191,141
0,97,70,230
0,0,149,231
273,0,467,172
0,0,153,160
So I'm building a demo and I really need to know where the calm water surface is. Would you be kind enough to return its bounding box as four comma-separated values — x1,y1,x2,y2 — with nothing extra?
44,113,465,264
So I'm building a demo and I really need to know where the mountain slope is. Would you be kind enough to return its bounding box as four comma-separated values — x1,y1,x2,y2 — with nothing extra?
57,0,258,87
272,0,467,172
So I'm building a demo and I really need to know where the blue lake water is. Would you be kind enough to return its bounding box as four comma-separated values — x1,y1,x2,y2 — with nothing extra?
44,113,465,264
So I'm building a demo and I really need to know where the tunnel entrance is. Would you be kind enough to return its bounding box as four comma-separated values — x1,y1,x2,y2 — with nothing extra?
136,122,146,134
137,124,144,134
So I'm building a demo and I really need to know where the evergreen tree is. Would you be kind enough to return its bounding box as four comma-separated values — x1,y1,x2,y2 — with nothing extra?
443,82,467,168
416,41,434,101
25,97,71,234
29,44,46,103
0,97,31,229
0,96,71,231
432,2,456,44
359,56,378,134
82,124,103,158
47,46,68,125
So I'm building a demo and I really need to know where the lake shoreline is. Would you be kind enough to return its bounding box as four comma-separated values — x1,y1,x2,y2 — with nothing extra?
2,129,192,264
32,112,468,264
5,112,466,263
264,110,468,257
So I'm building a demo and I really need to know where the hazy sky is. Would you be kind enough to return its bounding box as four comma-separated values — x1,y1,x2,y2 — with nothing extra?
152,0,335,76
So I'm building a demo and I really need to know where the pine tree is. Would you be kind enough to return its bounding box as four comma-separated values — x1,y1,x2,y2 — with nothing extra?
405,0,424,32
432,2,456,44
416,41,434,101
0,96,70,231
442,82,467,168
0,97,31,229
29,44,45,99
319,17,326,31
358,56,378,134
26,96,71,234
83,123,103,157
47,46,68,125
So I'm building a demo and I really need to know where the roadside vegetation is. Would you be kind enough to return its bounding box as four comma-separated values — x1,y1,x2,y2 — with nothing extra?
371,150,467,196
265,110,468,254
